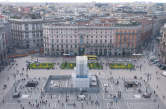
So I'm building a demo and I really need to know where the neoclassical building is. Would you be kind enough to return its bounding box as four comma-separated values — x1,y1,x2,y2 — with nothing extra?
44,24,113,56
43,22,152,56
9,18,43,49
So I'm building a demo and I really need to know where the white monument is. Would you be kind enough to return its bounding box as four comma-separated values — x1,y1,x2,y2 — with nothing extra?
72,56,90,88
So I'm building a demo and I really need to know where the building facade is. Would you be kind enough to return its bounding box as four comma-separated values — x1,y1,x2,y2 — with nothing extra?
9,18,43,49
0,25,8,67
159,24,166,64
43,22,152,57
44,24,113,56
112,26,142,56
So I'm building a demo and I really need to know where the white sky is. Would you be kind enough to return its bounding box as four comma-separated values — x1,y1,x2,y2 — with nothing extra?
1,0,166,3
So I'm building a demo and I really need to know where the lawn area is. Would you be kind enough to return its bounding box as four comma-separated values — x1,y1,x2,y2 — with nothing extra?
88,63,103,69
60,63,76,69
110,63,134,69
29,63,54,69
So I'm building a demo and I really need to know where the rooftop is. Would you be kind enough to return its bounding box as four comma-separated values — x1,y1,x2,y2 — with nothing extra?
115,21,140,27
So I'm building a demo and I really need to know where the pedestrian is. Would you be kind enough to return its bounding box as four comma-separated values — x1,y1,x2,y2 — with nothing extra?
163,95,165,100
2,98,4,104
158,104,160,109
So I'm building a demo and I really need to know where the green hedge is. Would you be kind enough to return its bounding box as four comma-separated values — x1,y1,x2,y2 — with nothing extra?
29,63,54,69
60,63,103,69
88,63,103,69
110,63,134,69
60,63,76,69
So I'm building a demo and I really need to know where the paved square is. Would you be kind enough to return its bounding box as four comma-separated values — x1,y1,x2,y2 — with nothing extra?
0,56,166,109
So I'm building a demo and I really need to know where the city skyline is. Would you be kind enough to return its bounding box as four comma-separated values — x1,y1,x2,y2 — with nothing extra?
0,2,166,109
0,0,166,3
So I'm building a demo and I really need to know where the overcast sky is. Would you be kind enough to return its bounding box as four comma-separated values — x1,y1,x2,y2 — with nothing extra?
1,0,166,3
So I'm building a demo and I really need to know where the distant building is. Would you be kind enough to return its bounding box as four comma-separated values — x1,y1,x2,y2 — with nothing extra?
0,24,9,67
43,19,152,56
43,23,114,56
159,24,166,64
113,18,153,55
9,17,43,49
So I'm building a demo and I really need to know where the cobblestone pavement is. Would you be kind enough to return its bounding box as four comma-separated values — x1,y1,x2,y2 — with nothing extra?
0,55,166,109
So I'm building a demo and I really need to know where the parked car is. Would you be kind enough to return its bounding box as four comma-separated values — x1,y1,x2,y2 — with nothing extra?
151,60,159,64
161,67,166,70
3,84,7,89
159,65,166,70
150,58,155,62
142,92,151,98
77,94,86,101
124,81,138,88
155,63,161,67
161,71,166,77
26,81,38,87
13,91,21,98
150,57,157,62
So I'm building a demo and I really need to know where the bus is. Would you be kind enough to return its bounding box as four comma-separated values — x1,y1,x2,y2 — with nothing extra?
132,53,144,58
63,53,73,58
84,55,97,60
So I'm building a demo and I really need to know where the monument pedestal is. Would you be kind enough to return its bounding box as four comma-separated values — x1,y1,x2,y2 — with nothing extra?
72,56,90,88
72,73,90,88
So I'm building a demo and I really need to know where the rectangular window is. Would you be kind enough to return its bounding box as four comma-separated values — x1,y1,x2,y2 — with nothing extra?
25,24,28,30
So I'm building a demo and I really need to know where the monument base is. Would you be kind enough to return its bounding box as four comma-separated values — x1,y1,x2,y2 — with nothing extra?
72,73,90,88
